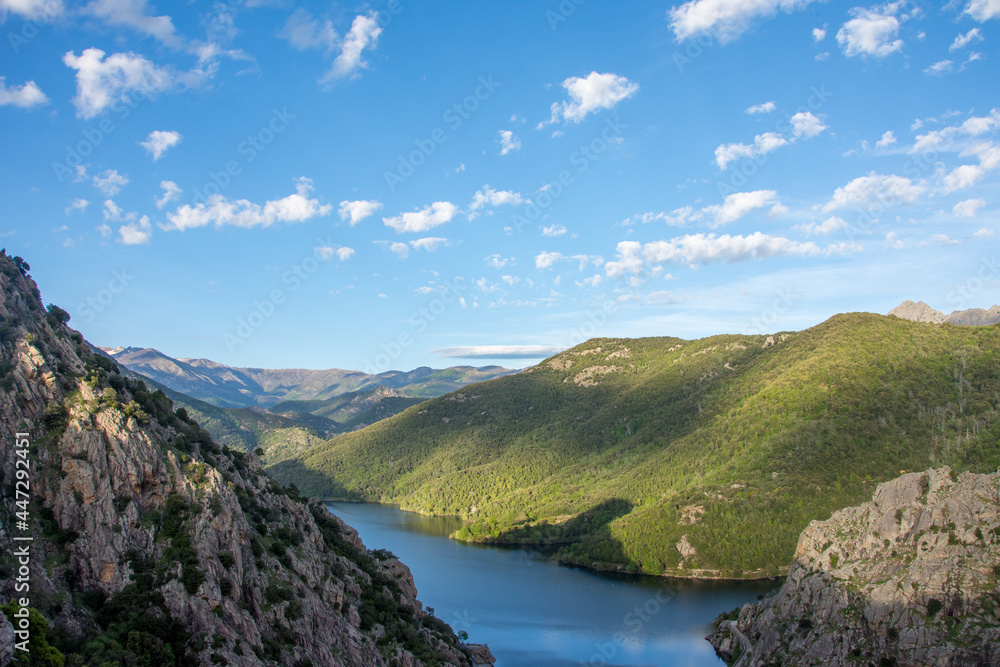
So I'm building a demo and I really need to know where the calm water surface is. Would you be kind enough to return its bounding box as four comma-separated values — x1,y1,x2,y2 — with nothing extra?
327,502,778,667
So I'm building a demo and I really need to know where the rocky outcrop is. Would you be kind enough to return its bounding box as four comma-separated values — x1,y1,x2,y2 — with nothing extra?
707,467,1000,666
889,300,1000,326
0,250,471,666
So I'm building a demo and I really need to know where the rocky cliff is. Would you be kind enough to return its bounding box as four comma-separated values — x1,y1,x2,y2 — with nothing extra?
708,467,1000,666
889,300,1000,326
0,250,471,666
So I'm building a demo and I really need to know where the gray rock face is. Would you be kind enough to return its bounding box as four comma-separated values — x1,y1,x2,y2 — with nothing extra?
0,253,471,666
889,300,1000,326
707,467,1000,666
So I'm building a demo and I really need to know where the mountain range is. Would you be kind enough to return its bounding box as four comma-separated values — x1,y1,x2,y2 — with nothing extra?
888,300,1000,326
269,311,1000,580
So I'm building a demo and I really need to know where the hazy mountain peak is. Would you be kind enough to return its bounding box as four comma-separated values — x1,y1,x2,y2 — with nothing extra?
888,300,945,323
889,300,1000,326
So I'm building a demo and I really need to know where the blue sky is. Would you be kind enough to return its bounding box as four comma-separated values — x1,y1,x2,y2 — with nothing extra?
1,0,997,373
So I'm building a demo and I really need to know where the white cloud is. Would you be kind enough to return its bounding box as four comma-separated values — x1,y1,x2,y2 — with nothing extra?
836,5,904,58
669,0,820,42
498,130,521,155
485,254,511,269
794,216,848,235
388,242,409,258
622,207,694,227
540,71,638,126
65,198,89,215
542,224,567,237
535,251,565,269
279,7,338,51
63,48,177,119
924,60,954,76
953,198,986,217
0,0,63,20
93,169,129,196
571,254,603,270
647,291,678,305
715,132,788,169
501,275,520,286
383,201,457,233
410,237,449,252
165,177,332,230
884,231,904,249
0,77,49,109
790,111,827,139
432,345,567,359
941,144,1000,192
702,190,782,227
812,26,827,42
950,28,983,50
85,0,182,48
965,0,1000,21
972,227,995,238
119,215,152,245
823,172,923,211
468,186,526,215
909,111,1000,153
155,180,181,209
320,12,381,84
605,233,847,276
876,130,897,149
746,100,776,114
338,199,382,225
929,233,960,245
315,245,354,261
141,129,181,160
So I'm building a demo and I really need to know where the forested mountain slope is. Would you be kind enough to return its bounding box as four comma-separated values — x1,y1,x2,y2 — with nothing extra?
272,315,1000,579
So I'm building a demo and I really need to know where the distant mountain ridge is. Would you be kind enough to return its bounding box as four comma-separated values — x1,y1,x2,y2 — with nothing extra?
101,346,517,408
888,300,1000,326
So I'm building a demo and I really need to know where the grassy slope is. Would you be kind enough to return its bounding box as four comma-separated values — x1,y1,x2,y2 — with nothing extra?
270,314,1000,578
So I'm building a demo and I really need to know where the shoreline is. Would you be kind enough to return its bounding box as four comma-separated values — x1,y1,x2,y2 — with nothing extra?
323,498,787,583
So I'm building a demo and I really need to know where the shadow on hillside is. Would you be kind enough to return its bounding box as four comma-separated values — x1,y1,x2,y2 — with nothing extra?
265,459,359,500
488,498,635,568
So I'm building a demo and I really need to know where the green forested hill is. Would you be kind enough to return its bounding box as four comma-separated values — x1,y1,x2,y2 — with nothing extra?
269,314,1000,578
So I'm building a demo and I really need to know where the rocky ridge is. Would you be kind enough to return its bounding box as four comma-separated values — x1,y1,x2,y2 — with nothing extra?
889,300,1000,326
707,467,1000,666
0,250,471,666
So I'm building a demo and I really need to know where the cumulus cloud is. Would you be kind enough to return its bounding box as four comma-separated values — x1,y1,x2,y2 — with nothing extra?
790,111,827,138
794,216,848,235
498,130,521,155
387,242,409,258
953,198,986,217
604,233,850,276
965,0,1000,21
542,224,567,237
383,201,457,233
85,0,182,48
164,177,332,231
823,172,923,211
669,0,820,42
63,48,177,118
485,254,511,269
746,100,776,114
836,5,904,58
409,237,449,252
950,27,983,50
468,186,526,215
876,130,897,149
431,345,567,359
119,216,152,245
812,26,827,41
315,245,354,261
339,199,382,225
0,0,63,20
535,251,565,269
702,190,782,227
910,109,1000,153
155,180,181,209
972,227,994,238
93,169,129,196
540,71,638,126
0,77,49,109
320,12,381,84
941,144,1000,193
924,60,954,76
65,198,89,215
141,130,181,160
715,132,788,169
622,207,694,227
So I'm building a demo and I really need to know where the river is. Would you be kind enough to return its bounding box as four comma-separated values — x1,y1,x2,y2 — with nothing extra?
327,502,779,667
